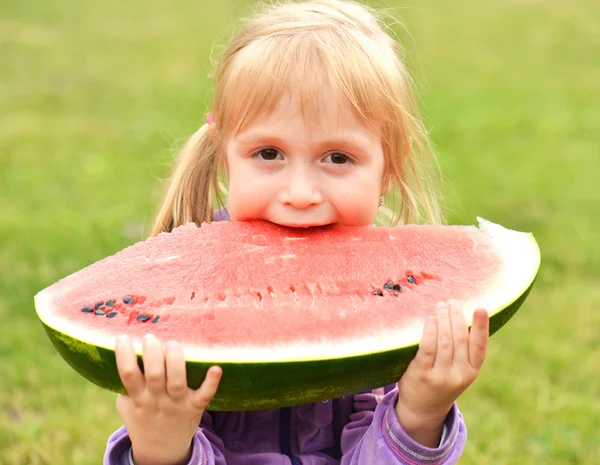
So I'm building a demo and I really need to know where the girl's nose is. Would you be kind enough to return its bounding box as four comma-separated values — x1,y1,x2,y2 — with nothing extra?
280,170,323,209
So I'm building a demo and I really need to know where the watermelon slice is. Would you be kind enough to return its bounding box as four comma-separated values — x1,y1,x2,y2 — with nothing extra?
34,218,540,411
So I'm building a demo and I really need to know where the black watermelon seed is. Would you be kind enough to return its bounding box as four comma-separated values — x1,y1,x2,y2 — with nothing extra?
81,306,94,313
383,281,394,290
94,309,106,316
106,311,118,318
407,275,416,284
372,289,383,296
393,284,403,292
105,300,115,308
94,301,104,310
136,314,151,322
151,316,160,324
123,296,134,304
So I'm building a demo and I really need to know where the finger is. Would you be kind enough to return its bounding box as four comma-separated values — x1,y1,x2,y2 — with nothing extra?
116,393,129,414
413,316,437,371
434,302,453,368
469,309,489,370
142,334,167,396
190,366,222,412
115,335,145,397
448,299,470,366
165,341,188,400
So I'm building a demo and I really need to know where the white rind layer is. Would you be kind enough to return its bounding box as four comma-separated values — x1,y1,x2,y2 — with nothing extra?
35,218,540,363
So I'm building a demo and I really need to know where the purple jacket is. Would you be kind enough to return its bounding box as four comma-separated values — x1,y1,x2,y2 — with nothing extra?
104,386,465,464
103,209,467,464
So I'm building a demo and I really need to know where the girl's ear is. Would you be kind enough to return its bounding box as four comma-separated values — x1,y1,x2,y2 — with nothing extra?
380,172,393,197
219,146,229,176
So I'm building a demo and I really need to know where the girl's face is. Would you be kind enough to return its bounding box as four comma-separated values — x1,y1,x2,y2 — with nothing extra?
225,90,385,227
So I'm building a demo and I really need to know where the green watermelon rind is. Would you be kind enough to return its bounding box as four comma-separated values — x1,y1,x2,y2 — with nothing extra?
39,278,536,411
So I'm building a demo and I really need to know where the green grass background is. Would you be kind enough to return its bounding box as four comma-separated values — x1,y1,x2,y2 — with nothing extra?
1,0,599,463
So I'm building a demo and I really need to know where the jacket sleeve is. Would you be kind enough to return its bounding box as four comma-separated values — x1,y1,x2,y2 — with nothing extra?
340,389,466,464
103,414,227,465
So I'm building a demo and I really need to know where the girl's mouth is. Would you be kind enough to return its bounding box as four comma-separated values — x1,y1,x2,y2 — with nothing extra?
267,220,336,229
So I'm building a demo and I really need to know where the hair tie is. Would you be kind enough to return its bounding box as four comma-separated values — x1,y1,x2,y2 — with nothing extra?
206,112,214,125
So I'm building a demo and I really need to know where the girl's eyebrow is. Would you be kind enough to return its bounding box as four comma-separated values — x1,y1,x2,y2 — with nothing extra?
235,132,287,147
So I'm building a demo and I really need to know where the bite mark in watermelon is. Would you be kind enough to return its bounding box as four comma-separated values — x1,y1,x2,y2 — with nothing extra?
34,218,540,410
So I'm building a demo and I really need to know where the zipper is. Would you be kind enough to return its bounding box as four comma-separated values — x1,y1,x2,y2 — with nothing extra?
279,407,302,464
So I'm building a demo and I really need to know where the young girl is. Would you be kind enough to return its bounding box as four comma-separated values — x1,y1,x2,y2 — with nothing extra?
104,1,490,464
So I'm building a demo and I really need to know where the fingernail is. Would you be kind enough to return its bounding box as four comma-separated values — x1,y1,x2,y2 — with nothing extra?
436,301,448,310
116,335,128,344
447,298,459,307
166,340,179,350
476,308,489,317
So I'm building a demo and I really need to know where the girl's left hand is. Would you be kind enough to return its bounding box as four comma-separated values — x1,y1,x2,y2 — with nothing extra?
395,300,489,447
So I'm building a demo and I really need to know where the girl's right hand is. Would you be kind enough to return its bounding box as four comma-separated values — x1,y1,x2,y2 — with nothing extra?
115,334,222,465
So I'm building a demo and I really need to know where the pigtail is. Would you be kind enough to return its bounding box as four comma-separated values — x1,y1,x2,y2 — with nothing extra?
150,123,225,236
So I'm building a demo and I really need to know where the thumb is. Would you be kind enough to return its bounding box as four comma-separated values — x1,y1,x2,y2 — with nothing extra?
115,393,131,419
190,366,223,412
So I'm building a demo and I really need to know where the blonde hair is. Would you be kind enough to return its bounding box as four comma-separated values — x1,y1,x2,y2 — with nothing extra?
151,0,443,236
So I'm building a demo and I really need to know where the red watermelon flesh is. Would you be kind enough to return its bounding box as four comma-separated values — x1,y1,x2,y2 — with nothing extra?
35,218,539,364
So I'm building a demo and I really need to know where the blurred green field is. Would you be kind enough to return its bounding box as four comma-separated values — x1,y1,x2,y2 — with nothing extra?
1,0,599,463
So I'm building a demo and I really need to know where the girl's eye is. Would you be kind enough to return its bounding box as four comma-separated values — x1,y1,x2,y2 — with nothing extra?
324,153,352,164
255,148,282,161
